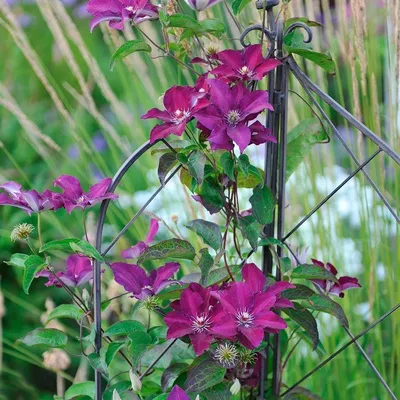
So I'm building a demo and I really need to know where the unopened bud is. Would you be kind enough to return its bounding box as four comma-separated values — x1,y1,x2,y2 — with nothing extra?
171,214,179,223
230,378,241,395
195,396,200,400
112,389,122,400
129,370,142,392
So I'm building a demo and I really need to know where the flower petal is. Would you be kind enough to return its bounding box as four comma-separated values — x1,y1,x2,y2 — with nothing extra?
167,385,190,400
220,282,254,314
240,90,272,116
153,262,180,292
264,281,296,297
210,314,237,338
254,311,287,331
122,242,147,259
54,175,83,200
242,263,266,293
194,105,223,130
190,332,213,355
149,122,186,143
110,262,149,296
238,326,264,349
180,288,203,317
254,58,282,80
87,178,112,199
141,108,171,122
252,291,276,314
166,322,193,340
243,44,263,71
145,218,159,244
227,124,251,153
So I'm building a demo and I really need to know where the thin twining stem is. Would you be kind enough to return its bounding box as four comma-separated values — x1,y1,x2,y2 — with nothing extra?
282,149,382,241
101,164,182,257
280,301,400,397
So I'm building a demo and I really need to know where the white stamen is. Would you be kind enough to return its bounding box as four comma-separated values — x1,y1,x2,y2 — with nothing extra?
191,313,212,333
235,308,255,328
125,6,135,12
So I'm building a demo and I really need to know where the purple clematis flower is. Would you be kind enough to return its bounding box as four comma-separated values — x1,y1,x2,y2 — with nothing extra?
167,385,190,400
87,0,158,32
39,254,93,287
311,259,361,298
0,182,56,215
216,282,287,349
184,0,222,11
53,175,118,213
122,218,159,259
165,283,237,355
194,80,273,152
142,85,210,143
211,44,281,82
110,261,180,299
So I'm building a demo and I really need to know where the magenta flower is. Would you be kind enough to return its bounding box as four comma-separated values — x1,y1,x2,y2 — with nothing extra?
141,86,210,143
211,45,281,82
0,182,56,215
194,80,274,152
167,386,190,400
87,0,158,32
38,254,93,288
122,218,159,259
110,262,180,299
184,0,222,11
165,283,237,355
311,259,361,298
53,175,118,213
217,282,287,349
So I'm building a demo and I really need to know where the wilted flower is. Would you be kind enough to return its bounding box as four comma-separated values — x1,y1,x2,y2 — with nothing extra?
122,218,159,259
167,385,190,400
211,44,281,82
110,262,180,300
230,378,241,395
165,283,237,355
10,223,34,242
43,349,71,371
142,85,209,142
184,0,222,11
53,175,118,213
311,259,361,298
214,342,239,368
87,0,159,32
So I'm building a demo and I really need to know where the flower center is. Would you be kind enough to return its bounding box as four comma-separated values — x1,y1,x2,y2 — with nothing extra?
226,109,241,126
171,109,190,124
77,195,86,204
191,313,212,333
214,343,239,367
239,66,251,75
125,6,135,12
235,309,255,328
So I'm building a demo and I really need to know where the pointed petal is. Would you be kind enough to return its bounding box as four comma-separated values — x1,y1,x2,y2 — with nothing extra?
227,124,251,153
164,311,191,327
253,58,282,80
265,281,296,297
153,262,180,292
122,242,147,259
141,108,171,122
240,90,271,116
163,86,192,113
243,44,264,70
210,314,237,338
180,289,203,317
87,0,122,14
254,311,287,331
252,291,276,314
273,298,294,309
242,263,266,293
145,218,159,243
190,332,213,355
88,178,112,199
54,175,83,200
89,12,122,32
238,326,264,348
217,49,243,70
194,105,223,130
149,122,186,143
0,181,22,197
166,322,193,339
209,79,231,114
0,194,32,214
221,282,254,313
167,385,190,400
110,262,148,296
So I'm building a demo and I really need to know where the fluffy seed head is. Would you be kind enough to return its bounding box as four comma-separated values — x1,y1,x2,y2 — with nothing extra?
214,342,239,368
10,223,34,242
141,295,160,311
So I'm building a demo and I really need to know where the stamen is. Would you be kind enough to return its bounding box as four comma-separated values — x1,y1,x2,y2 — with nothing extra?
235,309,255,328
226,109,241,126
191,313,212,333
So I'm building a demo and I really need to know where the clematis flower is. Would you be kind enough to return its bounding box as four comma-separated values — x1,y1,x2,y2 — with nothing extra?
194,80,274,152
211,44,281,82
184,0,222,11
165,283,237,355
311,259,361,298
167,385,190,400
122,218,158,259
0,182,56,215
141,86,209,143
87,0,158,32
216,282,287,349
110,261,180,300
53,175,118,213
39,254,93,288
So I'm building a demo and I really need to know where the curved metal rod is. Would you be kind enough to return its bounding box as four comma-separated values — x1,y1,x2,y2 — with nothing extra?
284,22,313,43
240,24,276,58
287,56,400,166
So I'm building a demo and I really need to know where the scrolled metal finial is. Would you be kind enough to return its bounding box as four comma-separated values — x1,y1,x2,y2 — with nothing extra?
255,0,280,9
240,24,276,57
284,22,313,44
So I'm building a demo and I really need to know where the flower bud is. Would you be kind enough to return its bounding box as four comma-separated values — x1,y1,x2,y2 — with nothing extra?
230,378,241,396
112,389,122,400
129,369,142,392
171,214,179,223
184,0,222,11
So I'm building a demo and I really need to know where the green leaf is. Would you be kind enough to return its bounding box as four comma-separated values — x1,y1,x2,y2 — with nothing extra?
187,151,206,185
110,40,151,71
17,328,67,348
286,46,336,74
184,361,226,393
186,219,222,251
88,350,108,377
198,248,214,285
39,238,80,253
105,341,126,366
249,184,275,225
128,331,153,367
203,382,231,400
65,382,95,400
5,253,29,268
286,118,329,179
205,265,241,286
220,152,235,181
282,284,315,300
259,237,285,248
167,13,202,30
238,215,262,252
70,240,104,262
231,0,252,14
46,304,84,323
284,17,323,28
303,294,349,327
103,381,131,400
161,363,189,392
237,154,251,176
148,326,167,344
23,255,47,294
199,19,226,36
138,239,196,263
104,320,146,337
237,167,264,188
283,304,319,350
195,178,224,214
291,264,338,282
158,153,178,186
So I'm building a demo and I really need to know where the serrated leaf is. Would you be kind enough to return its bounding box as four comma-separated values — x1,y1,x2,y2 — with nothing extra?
187,151,206,185
105,341,126,366
198,248,214,285
46,304,84,323
220,152,235,181
291,264,338,282
238,215,262,252
303,294,349,327
186,219,222,251
23,255,47,294
128,331,153,367
138,239,196,263
161,363,189,392
184,361,225,393
249,184,275,225
17,328,67,348
70,240,104,261
39,238,80,253
282,284,315,300
283,304,319,350
104,320,146,337
5,253,29,268
158,153,178,186
110,40,151,71
65,382,95,400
